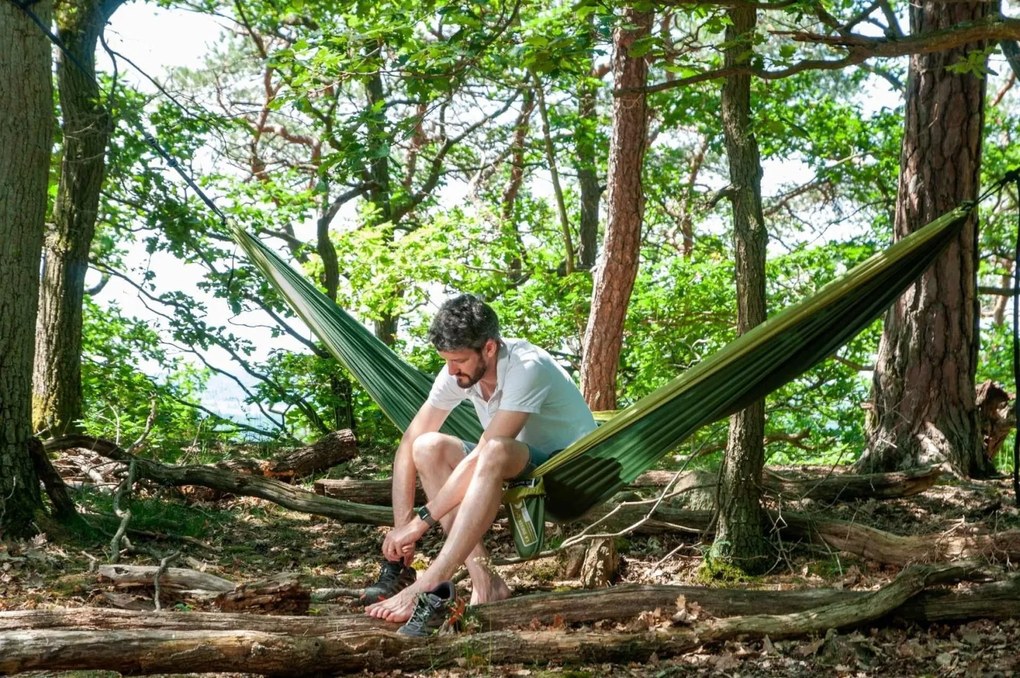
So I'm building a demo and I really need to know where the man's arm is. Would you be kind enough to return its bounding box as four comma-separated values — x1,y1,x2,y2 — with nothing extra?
477,409,530,447
391,404,450,529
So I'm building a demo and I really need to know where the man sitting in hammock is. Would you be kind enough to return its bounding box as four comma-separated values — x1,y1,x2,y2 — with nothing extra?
364,293,596,635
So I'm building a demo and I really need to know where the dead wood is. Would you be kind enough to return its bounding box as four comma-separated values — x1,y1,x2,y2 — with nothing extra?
976,380,1013,462
315,466,941,507
0,563,997,675
634,466,942,502
215,575,310,615
28,437,80,521
42,435,1010,569
4,572,1018,636
580,537,619,588
315,477,424,505
265,429,358,480
97,565,235,593
44,435,391,526
590,504,1020,567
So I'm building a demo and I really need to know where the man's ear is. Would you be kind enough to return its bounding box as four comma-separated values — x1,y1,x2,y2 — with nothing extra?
484,337,499,359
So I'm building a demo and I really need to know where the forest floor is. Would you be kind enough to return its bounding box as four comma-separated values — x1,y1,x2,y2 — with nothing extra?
3,456,1020,677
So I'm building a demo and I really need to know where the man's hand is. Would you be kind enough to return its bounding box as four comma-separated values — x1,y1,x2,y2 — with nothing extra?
381,519,428,563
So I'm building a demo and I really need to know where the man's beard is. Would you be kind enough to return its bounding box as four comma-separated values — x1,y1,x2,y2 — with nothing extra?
455,359,486,388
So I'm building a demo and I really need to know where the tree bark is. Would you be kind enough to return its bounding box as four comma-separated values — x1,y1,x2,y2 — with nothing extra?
713,3,770,574
5,573,1018,637
0,563,993,675
975,380,1013,464
499,87,534,282
580,7,652,411
0,0,54,539
43,435,392,525
861,0,990,476
32,0,123,437
314,466,941,506
265,429,358,479
574,19,602,272
28,437,79,521
97,564,237,594
595,503,1020,567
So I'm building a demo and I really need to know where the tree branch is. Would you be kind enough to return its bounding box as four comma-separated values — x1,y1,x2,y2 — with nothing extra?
645,17,1020,94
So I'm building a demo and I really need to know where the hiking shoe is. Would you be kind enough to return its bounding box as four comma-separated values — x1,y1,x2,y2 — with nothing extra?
397,581,461,637
359,560,416,605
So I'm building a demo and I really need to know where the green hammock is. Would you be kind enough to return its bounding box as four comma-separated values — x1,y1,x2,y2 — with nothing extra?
231,203,972,522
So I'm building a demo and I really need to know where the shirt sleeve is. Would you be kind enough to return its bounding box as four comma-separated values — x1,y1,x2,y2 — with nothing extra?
425,370,464,411
499,355,550,414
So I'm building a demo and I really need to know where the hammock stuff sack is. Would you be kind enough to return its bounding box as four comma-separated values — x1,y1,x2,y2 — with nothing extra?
231,203,972,534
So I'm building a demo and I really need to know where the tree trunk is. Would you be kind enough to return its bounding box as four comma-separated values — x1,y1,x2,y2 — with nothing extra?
362,60,403,347
0,0,54,539
580,7,652,411
32,0,122,438
861,0,990,476
711,4,770,574
575,20,602,272
500,88,534,282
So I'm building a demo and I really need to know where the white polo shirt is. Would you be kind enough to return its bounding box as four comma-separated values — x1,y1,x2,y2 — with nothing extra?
426,338,596,453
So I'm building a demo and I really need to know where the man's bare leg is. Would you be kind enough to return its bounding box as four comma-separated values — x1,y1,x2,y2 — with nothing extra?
366,437,527,622
411,433,510,605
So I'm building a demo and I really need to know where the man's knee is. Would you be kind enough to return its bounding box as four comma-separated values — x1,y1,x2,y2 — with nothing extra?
475,437,529,476
411,431,460,468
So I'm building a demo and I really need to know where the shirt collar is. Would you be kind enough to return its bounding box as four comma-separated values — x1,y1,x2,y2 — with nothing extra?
466,339,508,398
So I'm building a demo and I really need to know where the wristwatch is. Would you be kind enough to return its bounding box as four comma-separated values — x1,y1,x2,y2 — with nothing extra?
416,505,438,529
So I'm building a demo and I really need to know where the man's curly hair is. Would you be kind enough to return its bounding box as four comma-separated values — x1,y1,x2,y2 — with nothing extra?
427,294,500,351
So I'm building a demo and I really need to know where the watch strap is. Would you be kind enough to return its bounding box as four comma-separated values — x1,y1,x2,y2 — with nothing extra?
416,505,438,529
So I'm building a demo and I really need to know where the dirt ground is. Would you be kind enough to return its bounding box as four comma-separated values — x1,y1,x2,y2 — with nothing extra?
3,458,1020,677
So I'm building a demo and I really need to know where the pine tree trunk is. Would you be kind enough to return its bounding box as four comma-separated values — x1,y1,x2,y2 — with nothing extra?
580,7,652,412
33,0,120,437
861,0,990,477
711,4,770,573
0,0,54,538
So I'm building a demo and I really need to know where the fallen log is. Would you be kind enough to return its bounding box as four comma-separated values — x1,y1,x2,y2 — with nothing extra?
44,435,391,526
0,562,991,675
97,565,235,594
4,571,1018,637
215,576,310,615
265,429,358,480
315,477,423,505
314,466,941,506
590,504,1020,566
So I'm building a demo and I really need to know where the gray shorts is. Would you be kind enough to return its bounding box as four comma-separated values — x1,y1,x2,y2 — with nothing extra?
461,440,558,479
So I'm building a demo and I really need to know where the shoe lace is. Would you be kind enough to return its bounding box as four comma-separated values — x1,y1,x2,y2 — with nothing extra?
406,593,435,630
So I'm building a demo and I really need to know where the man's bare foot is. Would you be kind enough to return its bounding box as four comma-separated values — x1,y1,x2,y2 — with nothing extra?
469,576,511,606
365,585,420,623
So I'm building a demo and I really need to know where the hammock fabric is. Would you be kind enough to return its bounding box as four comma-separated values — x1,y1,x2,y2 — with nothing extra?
232,203,972,522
